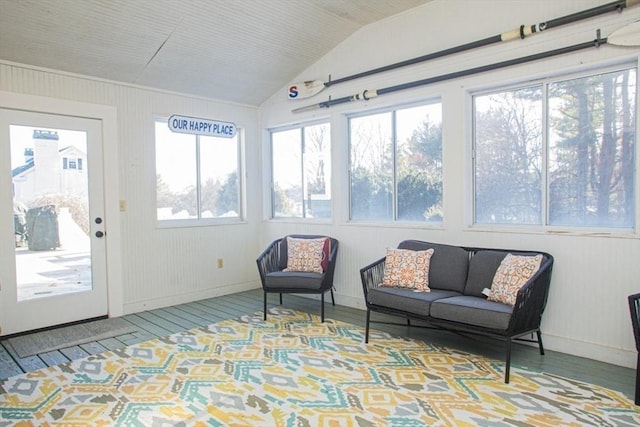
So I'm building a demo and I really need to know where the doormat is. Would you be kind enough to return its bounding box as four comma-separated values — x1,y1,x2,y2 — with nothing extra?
6,317,137,358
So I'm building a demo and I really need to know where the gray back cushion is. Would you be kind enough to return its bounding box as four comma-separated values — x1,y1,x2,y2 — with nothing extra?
464,250,549,297
463,250,508,297
397,240,469,293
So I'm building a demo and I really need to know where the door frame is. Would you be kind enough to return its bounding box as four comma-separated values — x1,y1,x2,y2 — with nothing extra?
0,91,123,328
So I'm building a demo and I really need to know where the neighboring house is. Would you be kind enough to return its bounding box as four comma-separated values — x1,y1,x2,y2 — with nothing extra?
11,129,88,205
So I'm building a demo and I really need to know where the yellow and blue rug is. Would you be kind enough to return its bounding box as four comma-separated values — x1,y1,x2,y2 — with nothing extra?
0,308,638,426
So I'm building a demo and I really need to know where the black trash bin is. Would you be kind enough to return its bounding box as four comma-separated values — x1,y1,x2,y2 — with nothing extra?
26,205,60,251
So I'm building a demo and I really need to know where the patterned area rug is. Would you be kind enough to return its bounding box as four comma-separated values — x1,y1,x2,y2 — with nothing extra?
0,308,638,426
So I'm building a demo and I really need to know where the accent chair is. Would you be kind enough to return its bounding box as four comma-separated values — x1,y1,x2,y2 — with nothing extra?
256,234,338,322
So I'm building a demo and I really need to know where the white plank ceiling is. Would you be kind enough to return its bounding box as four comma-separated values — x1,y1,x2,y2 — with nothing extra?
0,0,430,105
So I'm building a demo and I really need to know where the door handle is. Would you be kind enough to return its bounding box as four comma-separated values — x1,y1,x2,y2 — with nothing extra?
95,231,105,238
95,217,103,224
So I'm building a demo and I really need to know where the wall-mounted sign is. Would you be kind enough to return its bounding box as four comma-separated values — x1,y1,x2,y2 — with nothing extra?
168,115,236,138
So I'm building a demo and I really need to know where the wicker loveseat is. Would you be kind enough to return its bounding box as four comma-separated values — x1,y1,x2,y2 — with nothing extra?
360,240,554,383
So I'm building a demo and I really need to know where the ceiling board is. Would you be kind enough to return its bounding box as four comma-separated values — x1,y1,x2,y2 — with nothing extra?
0,0,430,105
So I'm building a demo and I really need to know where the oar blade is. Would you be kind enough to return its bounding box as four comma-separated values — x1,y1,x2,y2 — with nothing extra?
287,80,325,100
607,20,640,46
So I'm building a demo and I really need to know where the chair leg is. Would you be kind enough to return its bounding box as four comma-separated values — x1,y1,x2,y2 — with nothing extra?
536,330,545,355
636,352,640,405
505,339,512,384
263,291,268,321
279,293,283,305
365,309,371,343
330,287,335,306
321,292,325,322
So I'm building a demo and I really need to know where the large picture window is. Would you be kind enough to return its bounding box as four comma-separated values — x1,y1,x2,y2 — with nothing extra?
271,122,331,219
349,102,443,222
474,65,636,229
155,120,242,222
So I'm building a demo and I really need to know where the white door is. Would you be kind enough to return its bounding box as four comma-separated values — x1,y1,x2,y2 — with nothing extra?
0,109,108,334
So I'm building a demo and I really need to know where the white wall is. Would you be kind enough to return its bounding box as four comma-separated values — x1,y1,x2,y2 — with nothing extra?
0,63,261,314
259,0,640,368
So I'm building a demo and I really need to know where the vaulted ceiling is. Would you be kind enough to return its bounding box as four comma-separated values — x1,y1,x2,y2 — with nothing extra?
0,0,430,105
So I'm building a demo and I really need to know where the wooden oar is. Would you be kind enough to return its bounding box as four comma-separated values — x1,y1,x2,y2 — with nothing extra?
292,35,607,113
607,19,640,45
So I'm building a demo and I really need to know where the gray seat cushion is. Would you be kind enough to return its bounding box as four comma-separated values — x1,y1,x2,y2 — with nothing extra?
397,241,469,293
368,287,461,316
264,271,324,290
430,295,513,331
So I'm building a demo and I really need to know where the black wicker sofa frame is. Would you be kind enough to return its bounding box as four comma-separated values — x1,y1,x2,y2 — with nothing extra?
360,240,554,383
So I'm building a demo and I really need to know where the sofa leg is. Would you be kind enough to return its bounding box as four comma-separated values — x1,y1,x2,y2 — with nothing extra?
263,291,268,321
365,310,371,343
635,352,640,406
505,339,512,384
536,330,545,355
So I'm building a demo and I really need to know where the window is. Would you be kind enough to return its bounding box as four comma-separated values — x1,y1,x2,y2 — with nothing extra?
271,122,331,219
473,65,636,229
349,102,442,222
68,159,77,169
155,120,242,222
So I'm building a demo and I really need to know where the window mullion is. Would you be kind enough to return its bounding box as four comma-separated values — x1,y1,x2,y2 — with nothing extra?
392,111,398,221
300,128,307,218
542,83,549,228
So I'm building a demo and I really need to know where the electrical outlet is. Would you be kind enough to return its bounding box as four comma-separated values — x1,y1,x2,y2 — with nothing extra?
217,258,224,268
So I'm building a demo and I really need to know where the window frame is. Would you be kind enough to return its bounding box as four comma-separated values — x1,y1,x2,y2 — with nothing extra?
154,118,245,228
268,120,332,221
470,61,638,235
347,99,444,225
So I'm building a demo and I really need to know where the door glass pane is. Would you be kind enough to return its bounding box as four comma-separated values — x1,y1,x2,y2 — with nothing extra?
11,125,92,301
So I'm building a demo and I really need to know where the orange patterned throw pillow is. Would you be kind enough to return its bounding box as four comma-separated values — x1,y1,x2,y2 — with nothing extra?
487,254,543,306
284,237,329,274
381,248,434,292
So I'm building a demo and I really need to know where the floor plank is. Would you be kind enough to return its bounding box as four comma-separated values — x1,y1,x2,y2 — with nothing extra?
155,307,206,330
59,346,89,361
172,302,223,324
38,350,69,367
0,346,22,379
122,313,176,337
